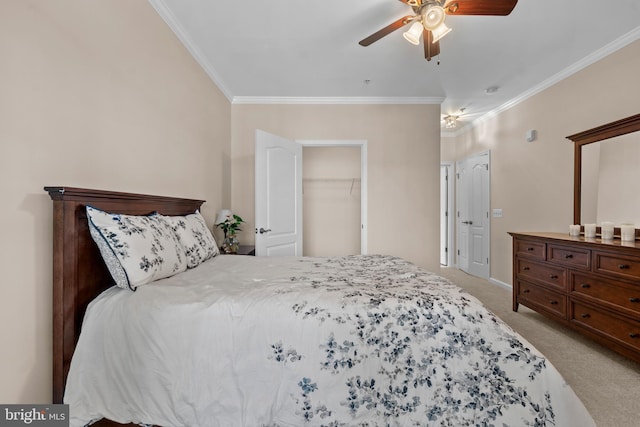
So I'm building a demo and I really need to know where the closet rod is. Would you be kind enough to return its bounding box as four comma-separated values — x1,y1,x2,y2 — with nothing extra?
302,178,361,195
302,178,361,182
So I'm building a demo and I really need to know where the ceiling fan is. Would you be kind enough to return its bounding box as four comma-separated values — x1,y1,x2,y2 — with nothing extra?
441,107,481,128
359,0,518,61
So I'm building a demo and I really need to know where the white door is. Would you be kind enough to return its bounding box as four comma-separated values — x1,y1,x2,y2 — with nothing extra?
255,130,303,256
457,152,490,278
456,160,470,272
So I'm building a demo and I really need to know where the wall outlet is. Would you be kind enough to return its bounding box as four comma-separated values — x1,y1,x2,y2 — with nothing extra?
492,209,503,218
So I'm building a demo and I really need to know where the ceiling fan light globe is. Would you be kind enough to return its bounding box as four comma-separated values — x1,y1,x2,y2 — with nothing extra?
431,23,452,43
402,21,423,45
402,32,420,46
422,5,446,30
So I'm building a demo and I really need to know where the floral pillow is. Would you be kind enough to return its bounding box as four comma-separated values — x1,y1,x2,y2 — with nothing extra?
163,211,219,268
86,206,188,291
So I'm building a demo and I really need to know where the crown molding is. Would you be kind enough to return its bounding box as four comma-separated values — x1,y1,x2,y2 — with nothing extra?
149,0,638,131
232,96,444,105
148,0,234,102
149,0,442,107
467,27,640,132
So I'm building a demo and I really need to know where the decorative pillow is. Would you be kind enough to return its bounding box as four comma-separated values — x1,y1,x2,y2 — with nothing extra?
86,206,188,291
163,211,219,268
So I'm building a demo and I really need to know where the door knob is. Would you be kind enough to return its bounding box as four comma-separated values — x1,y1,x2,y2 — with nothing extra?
257,227,272,234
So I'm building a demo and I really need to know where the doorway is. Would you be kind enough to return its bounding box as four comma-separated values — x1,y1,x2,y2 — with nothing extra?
299,139,368,256
254,130,368,256
302,146,361,256
456,151,490,279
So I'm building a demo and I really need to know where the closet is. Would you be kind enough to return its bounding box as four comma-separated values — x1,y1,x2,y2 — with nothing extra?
302,146,361,256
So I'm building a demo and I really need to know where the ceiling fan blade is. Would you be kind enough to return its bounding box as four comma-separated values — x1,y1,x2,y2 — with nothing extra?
358,15,414,46
423,29,440,61
444,0,518,16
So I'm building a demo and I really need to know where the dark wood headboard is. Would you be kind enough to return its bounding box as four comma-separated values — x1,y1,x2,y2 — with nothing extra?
45,187,205,404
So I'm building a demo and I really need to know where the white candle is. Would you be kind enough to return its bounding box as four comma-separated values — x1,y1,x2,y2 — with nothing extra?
584,223,596,238
569,224,581,237
621,224,636,242
601,222,614,240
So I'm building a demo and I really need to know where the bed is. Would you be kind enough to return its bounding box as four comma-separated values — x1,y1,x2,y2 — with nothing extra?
45,186,595,427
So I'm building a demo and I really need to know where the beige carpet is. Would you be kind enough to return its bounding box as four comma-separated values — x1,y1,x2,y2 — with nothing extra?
437,267,640,427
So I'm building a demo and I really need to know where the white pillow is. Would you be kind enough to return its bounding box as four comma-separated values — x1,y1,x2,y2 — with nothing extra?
86,206,188,291
163,211,219,268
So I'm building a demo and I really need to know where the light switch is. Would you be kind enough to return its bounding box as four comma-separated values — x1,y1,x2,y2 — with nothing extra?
492,209,503,218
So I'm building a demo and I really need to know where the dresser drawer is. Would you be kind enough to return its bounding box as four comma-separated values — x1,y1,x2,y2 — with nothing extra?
548,244,590,269
510,232,640,364
571,301,640,352
571,272,640,316
516,259,566,291
518,280,567,319
593,251,640,281
514,239,546,260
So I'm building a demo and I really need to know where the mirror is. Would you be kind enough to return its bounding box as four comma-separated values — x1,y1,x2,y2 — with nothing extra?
567,113,640,226
581,134,640,225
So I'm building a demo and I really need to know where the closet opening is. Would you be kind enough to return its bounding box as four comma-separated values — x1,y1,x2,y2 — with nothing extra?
300,141,367,257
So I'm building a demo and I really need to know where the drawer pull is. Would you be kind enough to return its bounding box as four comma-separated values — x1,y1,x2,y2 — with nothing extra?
565,254,573,259
630,297,640,303
629,333,639,339
581,313,590,319
523,267,530,271
549,274,558,279
549,300,558,305
618,264,630,270
581,283,591,289
523,289,531,293
527,247,535,251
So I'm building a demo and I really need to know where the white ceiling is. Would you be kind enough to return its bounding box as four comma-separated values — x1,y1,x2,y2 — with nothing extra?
149,0,640,131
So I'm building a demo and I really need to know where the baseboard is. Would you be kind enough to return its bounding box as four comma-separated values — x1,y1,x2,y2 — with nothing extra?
489,277,512,290
443,265,512,291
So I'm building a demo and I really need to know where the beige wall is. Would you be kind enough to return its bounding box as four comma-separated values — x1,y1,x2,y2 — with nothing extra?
9,0,636,407
0,0,231,403
442,40,640,285
231,104,442,270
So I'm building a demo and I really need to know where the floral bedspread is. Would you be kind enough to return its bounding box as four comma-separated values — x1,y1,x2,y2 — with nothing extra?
65,255,594,427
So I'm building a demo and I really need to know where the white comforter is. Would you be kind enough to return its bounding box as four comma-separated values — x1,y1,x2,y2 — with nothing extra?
65,255,595,427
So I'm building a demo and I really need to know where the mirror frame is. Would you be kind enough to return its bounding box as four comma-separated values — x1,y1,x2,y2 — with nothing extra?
566,113,640,226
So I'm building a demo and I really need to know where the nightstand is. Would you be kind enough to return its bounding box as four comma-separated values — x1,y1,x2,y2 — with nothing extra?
236,245,255,256
219,245,255,255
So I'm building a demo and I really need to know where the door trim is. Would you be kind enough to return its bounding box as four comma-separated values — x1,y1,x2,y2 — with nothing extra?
298,139,368,255
441,162,454,267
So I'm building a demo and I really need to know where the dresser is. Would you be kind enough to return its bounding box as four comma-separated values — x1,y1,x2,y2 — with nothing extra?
510,232,640,363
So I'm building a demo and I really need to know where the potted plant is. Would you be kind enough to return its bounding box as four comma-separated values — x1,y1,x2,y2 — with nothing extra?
215,210,244,254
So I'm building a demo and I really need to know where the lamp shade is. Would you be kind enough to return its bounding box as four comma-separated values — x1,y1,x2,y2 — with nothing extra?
402,21,423,45
215,209,233,225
